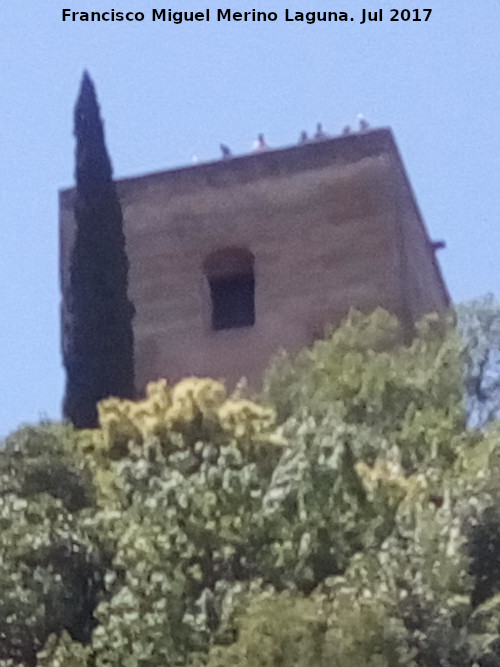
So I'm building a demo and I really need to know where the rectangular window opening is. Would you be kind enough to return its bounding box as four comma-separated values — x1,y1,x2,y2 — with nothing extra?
209,273,255,331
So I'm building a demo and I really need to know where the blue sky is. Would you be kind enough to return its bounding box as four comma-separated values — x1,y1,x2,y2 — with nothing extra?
1,0,499,437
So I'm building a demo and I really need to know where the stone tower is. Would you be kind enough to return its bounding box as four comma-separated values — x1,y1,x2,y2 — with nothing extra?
60,128,449,393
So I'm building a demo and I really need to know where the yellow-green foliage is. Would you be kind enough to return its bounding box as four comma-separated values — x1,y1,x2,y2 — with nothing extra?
74,378,284,506
80,378,283,460
204,590,413,667
204,593,329,667
355,458,428,511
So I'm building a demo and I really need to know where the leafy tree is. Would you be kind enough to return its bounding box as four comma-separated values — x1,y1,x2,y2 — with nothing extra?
457,294,500,428
6,310,500,665
0,423,94,512
263,309,467,474
0,425,106,666
63,71,135,429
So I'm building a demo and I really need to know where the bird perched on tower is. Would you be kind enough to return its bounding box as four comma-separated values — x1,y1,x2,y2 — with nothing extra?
314,123,329,140
298,130,309,144
253,133,268,151
220,143,232,159
357,113,370,131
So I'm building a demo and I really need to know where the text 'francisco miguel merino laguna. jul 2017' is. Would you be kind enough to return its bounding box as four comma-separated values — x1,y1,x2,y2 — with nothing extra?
61,8,433,25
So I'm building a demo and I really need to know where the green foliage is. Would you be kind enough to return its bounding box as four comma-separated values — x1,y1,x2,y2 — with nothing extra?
36,632,92,666
264,309,467,473
7,310,500,665
456,426,500,608
338,503,472,665
204,593,329,667
204,590,413,667
0,425,105,665
1,424,94,512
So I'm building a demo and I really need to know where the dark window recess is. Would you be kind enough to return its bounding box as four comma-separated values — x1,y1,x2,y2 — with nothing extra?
209,273,255,330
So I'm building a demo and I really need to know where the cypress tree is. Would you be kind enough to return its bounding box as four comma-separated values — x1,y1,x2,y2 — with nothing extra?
63,71,135,428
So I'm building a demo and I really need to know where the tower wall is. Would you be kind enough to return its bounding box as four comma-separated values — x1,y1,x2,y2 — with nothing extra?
60,129,449,392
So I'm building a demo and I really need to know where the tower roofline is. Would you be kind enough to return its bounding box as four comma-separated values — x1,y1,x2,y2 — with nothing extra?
61,127,399,196
60,127,449,308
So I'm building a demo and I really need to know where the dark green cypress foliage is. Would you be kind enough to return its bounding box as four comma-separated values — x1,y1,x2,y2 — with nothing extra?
63,71,135,428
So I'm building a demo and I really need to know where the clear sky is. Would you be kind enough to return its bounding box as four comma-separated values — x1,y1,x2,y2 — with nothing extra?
1,0,499,438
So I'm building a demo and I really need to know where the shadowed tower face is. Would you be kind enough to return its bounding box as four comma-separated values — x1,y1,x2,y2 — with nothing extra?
60,127,449,394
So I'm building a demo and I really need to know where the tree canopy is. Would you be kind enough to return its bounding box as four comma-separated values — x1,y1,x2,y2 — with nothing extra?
4,309,500,665
63,71,135,429
457,294,500,429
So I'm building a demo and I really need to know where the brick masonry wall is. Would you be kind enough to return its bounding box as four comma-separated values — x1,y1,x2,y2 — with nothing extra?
60,129,449,392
